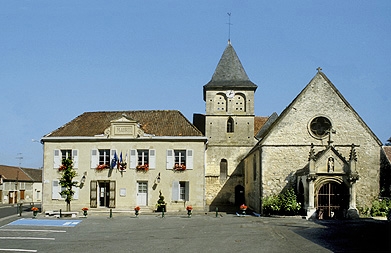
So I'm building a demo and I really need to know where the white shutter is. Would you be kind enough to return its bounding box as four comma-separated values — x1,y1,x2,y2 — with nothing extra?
130,149,137,168
166,149,174,169
172,181,179,201
54,149,61,169
52,180,60,199
149,149,156,169
185,181,190,201
91,149,99,168
73,184,79,200
72,149,79,169
186,149,193,169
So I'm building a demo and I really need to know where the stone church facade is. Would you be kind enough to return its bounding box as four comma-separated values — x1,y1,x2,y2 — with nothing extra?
41,41,383,217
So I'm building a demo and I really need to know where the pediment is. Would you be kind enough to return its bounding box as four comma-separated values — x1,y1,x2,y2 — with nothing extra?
105,116,144,138
314,147,348,174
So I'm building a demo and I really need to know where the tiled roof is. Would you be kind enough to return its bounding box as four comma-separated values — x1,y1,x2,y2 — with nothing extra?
383,146,391,163
21,168,42,182
0,165,40,181
45,110,203,137
254,116,268,136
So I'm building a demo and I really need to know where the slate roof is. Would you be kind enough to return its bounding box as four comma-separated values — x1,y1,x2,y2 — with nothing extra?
44,110,203,137
203,42,257,99
0,165,41,182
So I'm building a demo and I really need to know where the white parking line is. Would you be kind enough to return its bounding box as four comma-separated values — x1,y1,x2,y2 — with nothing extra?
0,237,55,240
0,229,65,233
0,249,37,252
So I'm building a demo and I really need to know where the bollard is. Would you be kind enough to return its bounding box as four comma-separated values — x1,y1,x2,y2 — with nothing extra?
162,207,165,218
18,203,22,216
215,207,218,218
60,209,62,218
110,208,112,218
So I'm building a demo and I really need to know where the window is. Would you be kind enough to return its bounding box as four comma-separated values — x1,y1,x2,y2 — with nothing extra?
309,116,332,139
220,159,227,180
130,149,156,169
227,117,234,133
138,150,149,166
214,94,227,112
52,180,79,200
166,149,193,169
90,149,116,169
172,181,189,201
175,150,186,166
54,149,79,169
233,94,246,112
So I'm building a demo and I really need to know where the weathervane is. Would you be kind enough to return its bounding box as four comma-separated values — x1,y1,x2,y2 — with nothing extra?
227,12,233,43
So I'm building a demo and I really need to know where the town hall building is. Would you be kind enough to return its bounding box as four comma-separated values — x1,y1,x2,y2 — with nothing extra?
41,41,383,218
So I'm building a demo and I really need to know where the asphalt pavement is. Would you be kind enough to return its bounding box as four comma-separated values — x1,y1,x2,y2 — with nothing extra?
0,211,390,253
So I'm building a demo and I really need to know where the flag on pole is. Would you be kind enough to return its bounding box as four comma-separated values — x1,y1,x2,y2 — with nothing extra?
111,151,118,169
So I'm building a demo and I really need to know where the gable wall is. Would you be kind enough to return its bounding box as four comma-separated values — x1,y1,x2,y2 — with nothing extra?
248,74,381,211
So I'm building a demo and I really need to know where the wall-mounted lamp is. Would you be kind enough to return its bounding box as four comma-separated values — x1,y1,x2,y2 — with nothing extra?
79,172,87,188
156,173,161,184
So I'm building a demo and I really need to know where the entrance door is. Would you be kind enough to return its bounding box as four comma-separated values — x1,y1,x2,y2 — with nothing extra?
137,182,148,206
235,185,245,206
99,182,110,207
317,182,346,219
8,191,17,204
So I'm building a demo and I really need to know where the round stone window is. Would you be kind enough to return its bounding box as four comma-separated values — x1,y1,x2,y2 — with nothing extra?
309,116,332,138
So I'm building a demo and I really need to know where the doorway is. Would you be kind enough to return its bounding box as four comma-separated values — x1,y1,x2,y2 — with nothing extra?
99,182,110,207
316,182,347,219
137,181,148,206
235,185,245,206
8,191,17,204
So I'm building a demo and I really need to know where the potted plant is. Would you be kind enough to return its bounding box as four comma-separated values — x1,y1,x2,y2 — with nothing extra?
134,206,140,217
240,204,247,216
96,164,109,172
186,205,193,218
136,164,149,172
31,206,39,218
173,164,186,171
156,191,166,212
82,207,88,217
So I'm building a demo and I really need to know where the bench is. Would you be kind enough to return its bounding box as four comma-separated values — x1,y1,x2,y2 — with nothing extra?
45,210,78,218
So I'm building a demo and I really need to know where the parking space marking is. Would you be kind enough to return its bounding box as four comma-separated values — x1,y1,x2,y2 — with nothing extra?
6,219,82,227
0,229,66,233
0,249,37,252
0,237,55,240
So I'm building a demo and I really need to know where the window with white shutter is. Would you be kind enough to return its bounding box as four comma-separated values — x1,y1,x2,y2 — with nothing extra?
149,149,156,169
172,181,179,201
166,149,174,169
72,150,79,169
186,150,193,169
130,149,137,168
54,150,61,169
91,149,99,169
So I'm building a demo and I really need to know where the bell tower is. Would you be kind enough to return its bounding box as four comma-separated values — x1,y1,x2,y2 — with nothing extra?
203,41,257,209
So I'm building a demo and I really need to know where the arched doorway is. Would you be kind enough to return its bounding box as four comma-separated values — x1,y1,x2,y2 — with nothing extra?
235,185,245,206
316,182,348,219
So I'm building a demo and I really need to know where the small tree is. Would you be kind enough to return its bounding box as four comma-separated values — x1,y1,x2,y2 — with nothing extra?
58,158,78,211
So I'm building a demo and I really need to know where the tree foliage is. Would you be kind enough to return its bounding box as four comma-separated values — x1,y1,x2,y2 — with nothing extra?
58,158,78,211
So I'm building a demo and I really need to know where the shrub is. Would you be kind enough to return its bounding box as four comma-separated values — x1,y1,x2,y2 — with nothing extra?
370,198,391,217
262,188,301,216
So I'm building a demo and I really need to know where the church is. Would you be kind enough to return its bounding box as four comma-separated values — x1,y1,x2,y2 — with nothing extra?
41,41,383,218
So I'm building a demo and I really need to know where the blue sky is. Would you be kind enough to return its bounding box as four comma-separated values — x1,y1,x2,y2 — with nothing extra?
1,1,390,168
